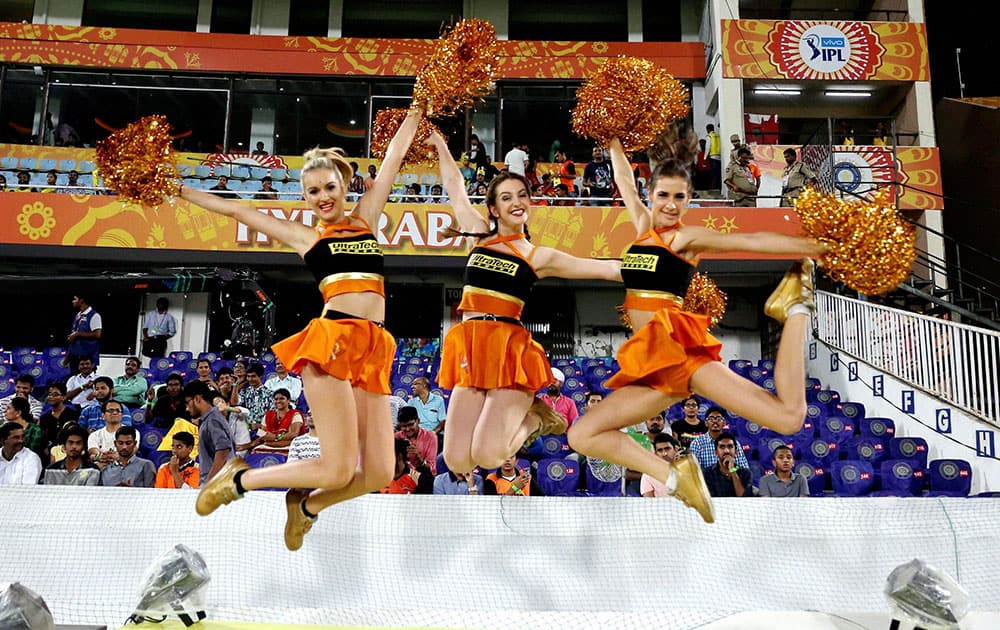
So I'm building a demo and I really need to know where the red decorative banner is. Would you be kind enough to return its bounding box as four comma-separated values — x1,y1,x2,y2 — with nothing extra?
722,20,929,81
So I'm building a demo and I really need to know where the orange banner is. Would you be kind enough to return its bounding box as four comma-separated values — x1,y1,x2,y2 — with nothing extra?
752,144,943,210
722,20,929,81
0,192,802,260
0,22,705,80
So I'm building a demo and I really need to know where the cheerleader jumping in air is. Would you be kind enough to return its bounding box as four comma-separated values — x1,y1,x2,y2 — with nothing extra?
567,136,827,522
188,108,423,550
426,131,622,474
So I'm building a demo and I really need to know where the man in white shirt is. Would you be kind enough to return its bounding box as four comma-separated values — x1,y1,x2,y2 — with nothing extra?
0,421,42,485
263,358,303,404
503,141,529,177
66,357,99,408
0,374,44,419
88,401,130,468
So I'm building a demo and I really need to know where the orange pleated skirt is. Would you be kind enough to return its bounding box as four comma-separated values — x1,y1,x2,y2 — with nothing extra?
605,304,723,397
271,317,396,395
438,320,553,391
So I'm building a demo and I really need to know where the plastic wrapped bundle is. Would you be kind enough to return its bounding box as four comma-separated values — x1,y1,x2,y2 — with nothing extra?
885,559,969,629
796,187,916,296
128,544,210,627
0,582,54,630
683,272,728,329
370,109,447,167
413,19,501,118
571,56,690,153
95,114,179,206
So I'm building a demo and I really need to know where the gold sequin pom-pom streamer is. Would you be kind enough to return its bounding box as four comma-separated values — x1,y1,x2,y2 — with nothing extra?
370,109,447,167
571,56,690,153
683,272,728,329
413,19,501,118
795,187,916,295
95,115,179,206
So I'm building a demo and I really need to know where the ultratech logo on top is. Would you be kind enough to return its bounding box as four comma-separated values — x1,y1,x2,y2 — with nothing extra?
468,253,520,276
621,253,658,272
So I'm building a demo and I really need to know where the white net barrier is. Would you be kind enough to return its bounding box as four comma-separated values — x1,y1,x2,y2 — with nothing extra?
3,487,999,629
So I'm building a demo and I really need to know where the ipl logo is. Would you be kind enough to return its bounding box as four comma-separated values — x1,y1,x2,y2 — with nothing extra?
799,25,850,73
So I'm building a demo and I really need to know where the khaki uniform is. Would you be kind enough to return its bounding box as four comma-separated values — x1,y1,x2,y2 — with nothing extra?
781,160,817,206
724,162,757,207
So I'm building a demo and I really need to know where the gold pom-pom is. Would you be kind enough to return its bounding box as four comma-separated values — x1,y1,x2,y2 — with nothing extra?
370,109,447,167
571,56,690,152
95,115,178,206
683,272,728,329
413,19,501,118
796,187,916,295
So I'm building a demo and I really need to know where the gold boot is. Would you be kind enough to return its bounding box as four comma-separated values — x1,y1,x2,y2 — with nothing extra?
764,258,816,323
670,454,715,523
284,488,316,552
195,457,249,516
524,397,568,445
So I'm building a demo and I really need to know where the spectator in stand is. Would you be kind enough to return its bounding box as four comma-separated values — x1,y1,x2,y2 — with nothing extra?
251,141,269,156
428,183,446,204
216,366,236,403
380,437,433,494
671,395,707,452
0,173,6,191
0,374,45,419
552,183,574,207
264,358,303,404
0,422,42,485
4,397,45,462
872,121,889,146
142,297,176,360
780,148,817,207
99,426,155,488
39,383,79,450
154,431,200,489
394,406,437,475
689,406,749,471
838,121,855,146
67,294,102,373
484,455,533,496
467,167,488,196
150,373,189,429
758,445,809,497
540,368,579,428
208,175,231,197
458,153,476,184
253,388,303,451
43,423,98,486
114,357,148,408
238,363,273,431
184,381,235,484
56,169,86,195
55,119,81,147
503,141,529,177
213,394,253,459
40,169,58,193
363,163,377,191
703,431,751,497
403,183,424,203
254,176,279,201
433,468,484,495
347,162,365,199
705,124,722,189
193,359,220,394
466,134,491,172
640,433,681,497
554,148,577,196
643,412,667,444
532,183,549,205
694,139,712,190
78,377,131,432
287,413,320,462
15,170,37,193
406,376,446,435
724,147,758,207
88,400,129,466
66,357,98,407
583,145,613,203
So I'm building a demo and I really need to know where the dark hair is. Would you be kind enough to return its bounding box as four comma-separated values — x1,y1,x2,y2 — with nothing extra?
247,363,265,377
772,444,794,459
165,372,184,384
394,437,410,458
783,148,797,157
183,379,213,402
648,124,699,191
681,395,700,407
125,356,140,365
8,397,32,421
93,376,114,389
444,171,533,241
59,422,89,446
272,387,291,400
262,175,272,183
705,406,729,421
156,297,169,309
102,399,124,413
0,422,23,442
217,366,234,377
706,124,715,131
737,147,752,157
47,381,68,395
115,426,138,442
653,433,680,448
196,359,212,369
172,431,195,447
714,431,737,448
585,390,603,400
15,374,35,387
397,406,419,424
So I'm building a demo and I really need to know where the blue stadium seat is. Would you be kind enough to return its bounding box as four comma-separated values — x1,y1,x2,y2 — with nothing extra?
246,452,287,469
860,417,895,440
435,453,449,476
58,159,76,172
139,427,168,459
194,165,211,178
213,164,231,178
270,168,287,181
584,458,624,496
795,462,827,496
805,377,821,392
198,352,219,362
747,460,764,484
152,450,173,468
805,402,828,424
131,407,146,425
392,387,409,399
760,376,776,393
39,158,57,171
176,164,192,177
838,402,866,422
170,351,193,364
739,419,771,443
1,157,19,170
757,436,793,464
876,459,925,496
889,437,929,470
746,366,765,382
814,389,841,408
287,168,302,181
77,160,96,173
19,157,37,170
536,458,580,496
817,416,854,446
0,365,9,380
830,460,875,496
758,358,775,373
802,439,839,468
0,381,13,397
539,434,572,459
843,436,888,465
231,165,250,180
728,359,752,377
926,459,972,497
250,167,268,179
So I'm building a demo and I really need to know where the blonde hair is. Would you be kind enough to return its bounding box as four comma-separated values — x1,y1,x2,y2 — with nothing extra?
302,147,354,188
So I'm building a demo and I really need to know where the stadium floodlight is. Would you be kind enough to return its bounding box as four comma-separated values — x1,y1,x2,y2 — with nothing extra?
0,582,54,630
884,559,969,630
127,544,211,627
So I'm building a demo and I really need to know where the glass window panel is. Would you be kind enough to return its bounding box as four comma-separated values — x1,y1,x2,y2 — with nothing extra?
509,0,628,41
211,0,252,34
342,0,462,38
0,73,44,144
642,0,682,42
82,0,199,31
289,0,330,37
0,0,33,23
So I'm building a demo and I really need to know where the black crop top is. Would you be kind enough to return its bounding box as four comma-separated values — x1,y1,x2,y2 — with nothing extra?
463,234,539,305
620,228,696,296
302,222,384,300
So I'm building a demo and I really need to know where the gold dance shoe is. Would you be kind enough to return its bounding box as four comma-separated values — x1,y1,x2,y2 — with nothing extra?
284,488,316,552
764,258,816,323
524,397,568,445
195,457,249,516
671,454,715,524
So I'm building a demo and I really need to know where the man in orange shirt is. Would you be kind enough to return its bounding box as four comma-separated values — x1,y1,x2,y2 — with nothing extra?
380,438,432,494
154,431,200,489
484,455,532,496
554,149,577,195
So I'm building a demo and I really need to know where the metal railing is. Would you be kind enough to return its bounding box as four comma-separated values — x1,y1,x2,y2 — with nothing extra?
815,291,1000,424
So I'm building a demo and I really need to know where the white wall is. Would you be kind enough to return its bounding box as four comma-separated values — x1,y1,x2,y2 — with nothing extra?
135,293,211,360
807,338,1000,494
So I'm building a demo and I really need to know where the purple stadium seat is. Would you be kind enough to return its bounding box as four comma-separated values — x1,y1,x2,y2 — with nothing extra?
245,452,288,469
584,458,625,496
814,389,841,408
805,377,821,392
757,436,794,464
169,351,193,364
877,459,925,496
830,460,875,496
860,417,895,440
152,450,173,468
536,458,580,496
758,358,775,373
747,460,764,484
889,437,929,470
927,459,972,497
818,416,854,446
131,407,146,425
746,366,765,382
139,427,168,459
540,434,573,459
837,402,866,422
805,402,828,425
795,462,828,496
843,436,888,465
789,427,815,456
436,453,449,476
0,381,13,397
802,439,839,467
728,359,752,377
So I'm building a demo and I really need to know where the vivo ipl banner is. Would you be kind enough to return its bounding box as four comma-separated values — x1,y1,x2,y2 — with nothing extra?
722,20,929,81
0,193,803,260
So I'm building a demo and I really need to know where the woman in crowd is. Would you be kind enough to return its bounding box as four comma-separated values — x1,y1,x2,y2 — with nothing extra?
425,131,621,474
191,107,424,551
567,135,827,523
253,388,304,451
